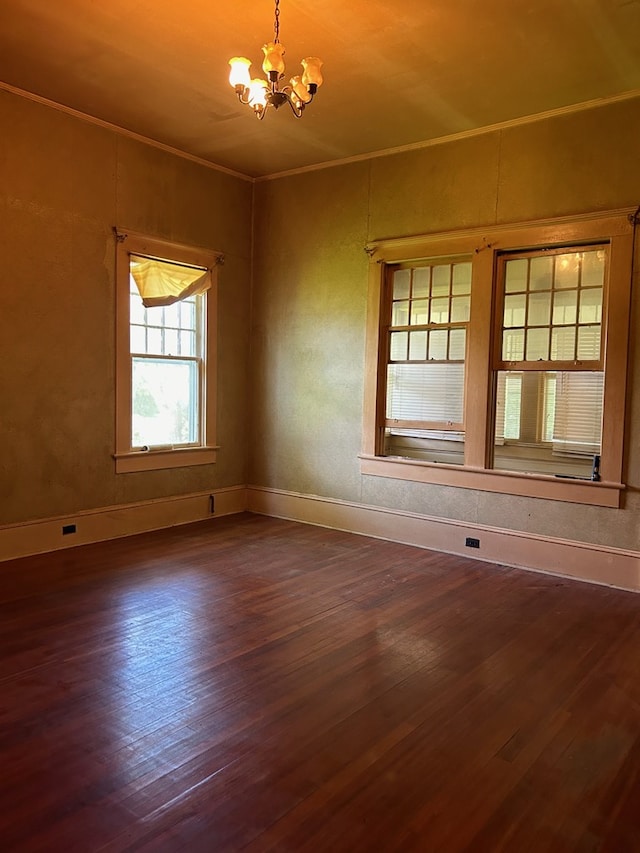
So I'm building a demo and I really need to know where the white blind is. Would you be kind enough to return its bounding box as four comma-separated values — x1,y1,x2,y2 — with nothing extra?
552,371,603,454
387,363,464,423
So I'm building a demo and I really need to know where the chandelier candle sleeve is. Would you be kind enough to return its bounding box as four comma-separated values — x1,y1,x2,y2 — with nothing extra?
262,42,286,77
229,57,251,91
228,0,323,119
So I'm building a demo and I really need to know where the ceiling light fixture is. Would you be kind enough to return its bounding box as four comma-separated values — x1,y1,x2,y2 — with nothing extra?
228,0,323,120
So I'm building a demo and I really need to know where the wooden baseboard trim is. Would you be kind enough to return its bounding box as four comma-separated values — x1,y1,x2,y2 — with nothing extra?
247,486,640,593
0,486,247,563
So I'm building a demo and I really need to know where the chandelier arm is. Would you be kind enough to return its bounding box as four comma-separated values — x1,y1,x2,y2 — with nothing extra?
283,91,304,118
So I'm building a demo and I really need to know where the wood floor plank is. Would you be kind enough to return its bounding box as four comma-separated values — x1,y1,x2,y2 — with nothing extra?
1,512,639,851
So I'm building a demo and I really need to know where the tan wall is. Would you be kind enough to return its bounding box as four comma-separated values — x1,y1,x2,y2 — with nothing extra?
0,90,252,525
251,97,640,551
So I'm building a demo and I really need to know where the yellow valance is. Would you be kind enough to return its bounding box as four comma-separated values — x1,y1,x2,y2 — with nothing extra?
130,254,210,308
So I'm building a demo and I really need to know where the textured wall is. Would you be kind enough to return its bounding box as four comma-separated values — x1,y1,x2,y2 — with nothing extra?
251,97,640,550
0,90,252,525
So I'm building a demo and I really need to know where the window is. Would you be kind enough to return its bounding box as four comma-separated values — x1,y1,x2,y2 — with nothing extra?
384,260,471,465
362,210,634,507
493,247,606,479
114,230,223,473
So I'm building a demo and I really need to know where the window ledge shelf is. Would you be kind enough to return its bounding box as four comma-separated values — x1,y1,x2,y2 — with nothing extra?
114,446,219,473
359,454,623,507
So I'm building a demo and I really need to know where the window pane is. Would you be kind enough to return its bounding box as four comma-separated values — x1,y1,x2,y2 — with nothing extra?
529,256,553,291
384,428,465,464
130,325,146,353
412,267,430,298
130,293,145,324
164,328,179,356
505,259,528,293
449,328,466,360
146,327,162,354
528,291,551,326
410,299,429,325
493,369,602,477
392,300,410,326
579,288,602,324
581,250,605,286
408,330,427,360
452,262,472,294
577,325,601,360
555,254,580,288
132,357,199,447
451,295,470,323
389,331,408,361
179,300,196,330
526,327,549,361
146,305,164,326
431,265,451,296
164,303,180,328
504,294,526,328
393,269,411,299
387,362,464,423
503,328,525,361
428,329,448,360
550,326,576,360
552,290,578,325
430,298,449,324
180,330,196,356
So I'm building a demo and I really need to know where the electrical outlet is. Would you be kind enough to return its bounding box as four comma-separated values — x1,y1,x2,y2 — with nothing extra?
465,537,480,549
62,524,77,535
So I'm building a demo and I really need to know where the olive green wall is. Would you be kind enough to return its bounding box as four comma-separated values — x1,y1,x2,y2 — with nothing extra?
0,89,252,525
251,97,640,551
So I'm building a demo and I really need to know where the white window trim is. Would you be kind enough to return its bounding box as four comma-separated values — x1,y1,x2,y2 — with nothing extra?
114,229,223,473
361,209,635,507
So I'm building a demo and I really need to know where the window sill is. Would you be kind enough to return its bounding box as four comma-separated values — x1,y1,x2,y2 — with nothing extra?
359,454,622,508
114,446,219,473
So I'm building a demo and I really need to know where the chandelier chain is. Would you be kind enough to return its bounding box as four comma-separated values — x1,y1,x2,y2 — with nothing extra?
274,0,280,43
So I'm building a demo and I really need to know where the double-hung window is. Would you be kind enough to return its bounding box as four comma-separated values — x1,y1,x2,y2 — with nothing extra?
385,260,471,465
493,246,606,479
114,231,223,473
362,210,634,507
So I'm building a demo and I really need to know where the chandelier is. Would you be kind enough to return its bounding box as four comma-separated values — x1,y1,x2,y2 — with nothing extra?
228,0,324,120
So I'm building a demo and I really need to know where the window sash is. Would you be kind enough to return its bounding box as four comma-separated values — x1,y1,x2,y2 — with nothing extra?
384,260,471,435
494,245,607,371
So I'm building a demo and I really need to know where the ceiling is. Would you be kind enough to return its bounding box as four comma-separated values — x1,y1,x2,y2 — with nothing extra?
1,0,640,179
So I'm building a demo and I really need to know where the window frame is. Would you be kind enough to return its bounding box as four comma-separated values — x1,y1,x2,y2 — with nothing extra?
114,229,223,473
361,210,635,507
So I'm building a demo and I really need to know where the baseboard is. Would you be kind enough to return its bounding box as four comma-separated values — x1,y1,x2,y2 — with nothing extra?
247,486,640,593
0,486,247,563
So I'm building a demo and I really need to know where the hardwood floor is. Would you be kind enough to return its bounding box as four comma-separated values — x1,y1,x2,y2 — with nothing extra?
2,512,639,852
